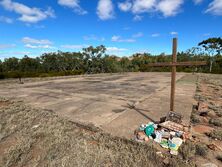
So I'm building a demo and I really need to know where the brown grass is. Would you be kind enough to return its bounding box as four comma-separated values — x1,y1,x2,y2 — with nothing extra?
0,98,178,167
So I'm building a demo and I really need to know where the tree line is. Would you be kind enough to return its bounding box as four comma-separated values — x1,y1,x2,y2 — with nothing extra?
0,38,222,79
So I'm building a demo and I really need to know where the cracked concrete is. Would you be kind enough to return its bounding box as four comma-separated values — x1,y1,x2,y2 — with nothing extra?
0,72,196,138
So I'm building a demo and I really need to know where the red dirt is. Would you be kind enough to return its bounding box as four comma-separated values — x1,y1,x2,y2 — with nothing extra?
0,101,10,108
192,125,214,134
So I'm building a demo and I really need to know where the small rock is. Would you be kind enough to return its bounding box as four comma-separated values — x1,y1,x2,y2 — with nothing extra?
198,102,208,112
207,144,217,151
163,158,169,165
201,163,218,167
32,124,40,129
208,110,216,118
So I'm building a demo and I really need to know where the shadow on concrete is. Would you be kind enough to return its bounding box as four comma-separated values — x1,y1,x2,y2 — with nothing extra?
125,103,157,123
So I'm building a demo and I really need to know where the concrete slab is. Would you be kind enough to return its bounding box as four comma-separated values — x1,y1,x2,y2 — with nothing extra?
0,72,196,138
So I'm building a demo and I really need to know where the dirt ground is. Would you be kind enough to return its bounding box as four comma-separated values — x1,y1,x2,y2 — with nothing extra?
1,73,221,167
0,98,190,167
0,72,196,138
191,74,222,166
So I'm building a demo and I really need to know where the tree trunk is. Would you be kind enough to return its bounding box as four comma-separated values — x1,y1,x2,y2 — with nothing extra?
210,60,213,73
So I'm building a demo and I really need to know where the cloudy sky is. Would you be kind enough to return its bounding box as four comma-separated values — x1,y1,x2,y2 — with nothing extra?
0,0,222,59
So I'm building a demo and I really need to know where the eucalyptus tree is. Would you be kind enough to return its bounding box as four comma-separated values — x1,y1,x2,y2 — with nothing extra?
198,37,222,72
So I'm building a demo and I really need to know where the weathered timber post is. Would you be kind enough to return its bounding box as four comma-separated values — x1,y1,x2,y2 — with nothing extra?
170,38,177,112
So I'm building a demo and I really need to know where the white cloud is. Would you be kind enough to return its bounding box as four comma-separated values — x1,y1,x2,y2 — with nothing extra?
205,0,222,15
111,35,135,42
157,0,184,17
118,1,132,12
151,33,160,37
118,0,184,17
22,37,53,45
97,0,114,20
0,0,55,23
193,0,204,5
170,31,178,35
58,0,87,15
133,15,143,21
83,35,105,41
132,32,143,38
25,44,54,49
0,44,16,49
0,16,13,23
61,44,88,49
132,0,156,14
106,47,128,52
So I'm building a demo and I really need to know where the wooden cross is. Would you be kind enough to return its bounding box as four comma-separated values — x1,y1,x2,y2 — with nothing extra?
147,38,207,112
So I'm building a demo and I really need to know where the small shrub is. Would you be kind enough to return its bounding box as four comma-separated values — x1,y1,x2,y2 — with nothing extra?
195,144,208,157
191,113,200,124
209,118,222,127
217,154,222,162
215,110,222,117
208,130,222,140
179,141,196,161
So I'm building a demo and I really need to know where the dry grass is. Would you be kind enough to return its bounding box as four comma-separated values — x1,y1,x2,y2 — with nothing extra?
209,118,222,127
0,98,191,167
179,141,196,161
207,130,222,140
195,144,208,157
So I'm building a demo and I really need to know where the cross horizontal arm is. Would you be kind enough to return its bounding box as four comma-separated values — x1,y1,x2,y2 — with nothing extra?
146,61,207,67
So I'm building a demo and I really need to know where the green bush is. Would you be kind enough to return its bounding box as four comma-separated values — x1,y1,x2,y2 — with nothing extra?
215,110,222,117
0,73,5,79
191,113,200,124
179,141,196,160
209,118,222,127
195,144,208,157
208,130,222,140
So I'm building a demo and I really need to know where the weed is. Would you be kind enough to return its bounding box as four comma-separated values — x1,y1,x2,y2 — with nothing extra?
215,110,222,117
208,130,222,140
179,141,196,161
209,118,222,127
195,144,208,157
191,113,200,124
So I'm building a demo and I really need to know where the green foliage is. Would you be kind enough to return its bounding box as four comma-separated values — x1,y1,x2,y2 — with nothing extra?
215,110,222,117
195,144,208,157
209,118,222,127
179,141,196,160
208,130,222,140
191,113,200,124
1,42,222,79
198,37,222,55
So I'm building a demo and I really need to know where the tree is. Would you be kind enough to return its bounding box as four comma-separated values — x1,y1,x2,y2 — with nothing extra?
3,57,20,72
82,45,106,73
0,60,3,72
198,37,222,72
19,55,41,72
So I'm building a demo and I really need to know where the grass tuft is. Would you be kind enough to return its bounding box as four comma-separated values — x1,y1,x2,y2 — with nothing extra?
179,141,196,161
207,130,222,140
209,118,222,127
195,144,208,157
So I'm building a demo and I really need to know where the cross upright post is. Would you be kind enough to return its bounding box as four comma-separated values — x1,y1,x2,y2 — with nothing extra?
146,38,207,113
170,38,177,112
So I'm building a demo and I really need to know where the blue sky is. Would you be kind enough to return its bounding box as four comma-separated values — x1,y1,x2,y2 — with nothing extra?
0,0,222,59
